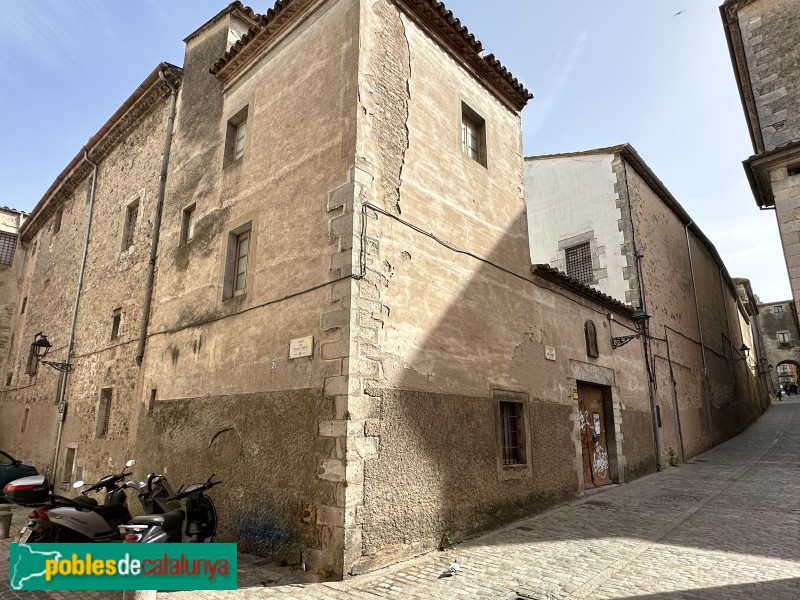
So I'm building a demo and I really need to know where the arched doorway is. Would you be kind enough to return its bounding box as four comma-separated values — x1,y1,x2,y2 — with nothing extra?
776,360,800,396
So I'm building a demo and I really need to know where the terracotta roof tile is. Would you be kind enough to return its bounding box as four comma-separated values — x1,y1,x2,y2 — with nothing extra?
532,263,635,316
210,0,532,110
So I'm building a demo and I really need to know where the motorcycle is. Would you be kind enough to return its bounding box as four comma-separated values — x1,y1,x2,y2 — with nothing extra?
3,459,168,543
119,475,221,543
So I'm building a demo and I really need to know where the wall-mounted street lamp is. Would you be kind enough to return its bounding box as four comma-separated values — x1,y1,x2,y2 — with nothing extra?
611,307,650,349
758,357,773,374
31,334,74,373
729,343,750,361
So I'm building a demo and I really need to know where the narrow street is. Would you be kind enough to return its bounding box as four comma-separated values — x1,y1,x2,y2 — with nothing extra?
3,400,799,599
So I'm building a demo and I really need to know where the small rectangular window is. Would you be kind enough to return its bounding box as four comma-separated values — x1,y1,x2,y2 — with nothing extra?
122,199,139,250
6,373,12,387
181,204,197,244
493,391,530,479
461,103,487,166
97,388,112,438
0,231,18,265
20,407,29,434
788,163,800,177
25,342,39,376
566,242,593,284
225,106,249,166
52,208,63,236
234,230,249,295
111,308,122,340
31,238,37,256
224,222,253,299
62,447,76,483
777,331,791,345
774,305,784,313
20,296,27,314
500,401,523,465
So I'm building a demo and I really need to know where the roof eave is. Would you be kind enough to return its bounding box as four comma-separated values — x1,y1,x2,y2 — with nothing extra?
19,63,183,241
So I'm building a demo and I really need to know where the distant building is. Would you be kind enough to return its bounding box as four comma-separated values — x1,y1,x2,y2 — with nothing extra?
754,299,800,392
721,0,800,313
525,144,767,463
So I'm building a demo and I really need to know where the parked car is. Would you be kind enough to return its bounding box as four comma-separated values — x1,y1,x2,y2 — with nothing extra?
0,451,38,501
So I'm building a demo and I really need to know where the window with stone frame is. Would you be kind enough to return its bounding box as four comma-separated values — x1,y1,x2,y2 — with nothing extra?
181,203,197,244
122,199,139,250
565,242,593,284
224,106,248,166
777,331,791,346
223,222,252,300
461,102,487,166
774,305,784,313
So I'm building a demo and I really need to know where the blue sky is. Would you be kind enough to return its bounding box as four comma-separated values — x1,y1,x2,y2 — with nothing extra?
0,0,788,301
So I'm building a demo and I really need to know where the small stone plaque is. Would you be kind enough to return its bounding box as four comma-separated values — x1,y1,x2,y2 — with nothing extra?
545,345,556,361
289,336,314,359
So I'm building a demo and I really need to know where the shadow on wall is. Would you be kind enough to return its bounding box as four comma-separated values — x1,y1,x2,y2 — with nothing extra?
356,205,774,570
357,209,649,568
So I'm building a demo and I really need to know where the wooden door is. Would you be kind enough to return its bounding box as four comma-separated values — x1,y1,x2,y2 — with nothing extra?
578,383,612,488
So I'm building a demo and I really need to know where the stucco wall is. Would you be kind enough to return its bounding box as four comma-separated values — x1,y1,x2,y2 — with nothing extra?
525,155,631,303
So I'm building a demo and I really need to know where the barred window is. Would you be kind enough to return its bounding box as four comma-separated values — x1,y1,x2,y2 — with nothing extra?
0,232,17,265
500,401,523,465
566,242,593,284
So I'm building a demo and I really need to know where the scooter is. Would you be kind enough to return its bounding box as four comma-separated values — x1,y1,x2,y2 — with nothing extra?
120,475,221,543
5,459,165,543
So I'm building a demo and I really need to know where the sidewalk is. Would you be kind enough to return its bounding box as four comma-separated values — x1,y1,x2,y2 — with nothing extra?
3,400,799,599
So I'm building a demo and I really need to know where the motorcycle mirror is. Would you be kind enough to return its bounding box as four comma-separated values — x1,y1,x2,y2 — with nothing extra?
72,480,85,489
125,459,136,467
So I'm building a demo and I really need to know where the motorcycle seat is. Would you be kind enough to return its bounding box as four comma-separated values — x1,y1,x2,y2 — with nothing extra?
71,496,99,507
86,502,130,524
131,509,185,529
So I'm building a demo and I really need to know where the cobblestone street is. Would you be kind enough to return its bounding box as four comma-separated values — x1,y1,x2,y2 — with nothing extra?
3,400,799,599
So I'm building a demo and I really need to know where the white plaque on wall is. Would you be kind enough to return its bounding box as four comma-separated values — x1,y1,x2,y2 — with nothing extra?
289,336,314,359
544,345,556,361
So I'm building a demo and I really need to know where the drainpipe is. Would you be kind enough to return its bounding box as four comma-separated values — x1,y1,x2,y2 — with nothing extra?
621,162,662,470
136,72,177,366
51,149,98,477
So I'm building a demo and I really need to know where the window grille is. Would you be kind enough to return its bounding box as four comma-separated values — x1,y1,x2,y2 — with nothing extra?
0,232,17,265
501,402,522,465
566,242,593,284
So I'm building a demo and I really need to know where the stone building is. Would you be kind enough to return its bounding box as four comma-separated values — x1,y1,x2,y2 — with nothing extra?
0,206,26,379
525,145,767,466
2,0,660,578
754,298,800,393
721,0,800,313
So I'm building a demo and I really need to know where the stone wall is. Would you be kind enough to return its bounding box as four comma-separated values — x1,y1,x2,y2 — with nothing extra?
0,208,24,381
733,0,800,152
